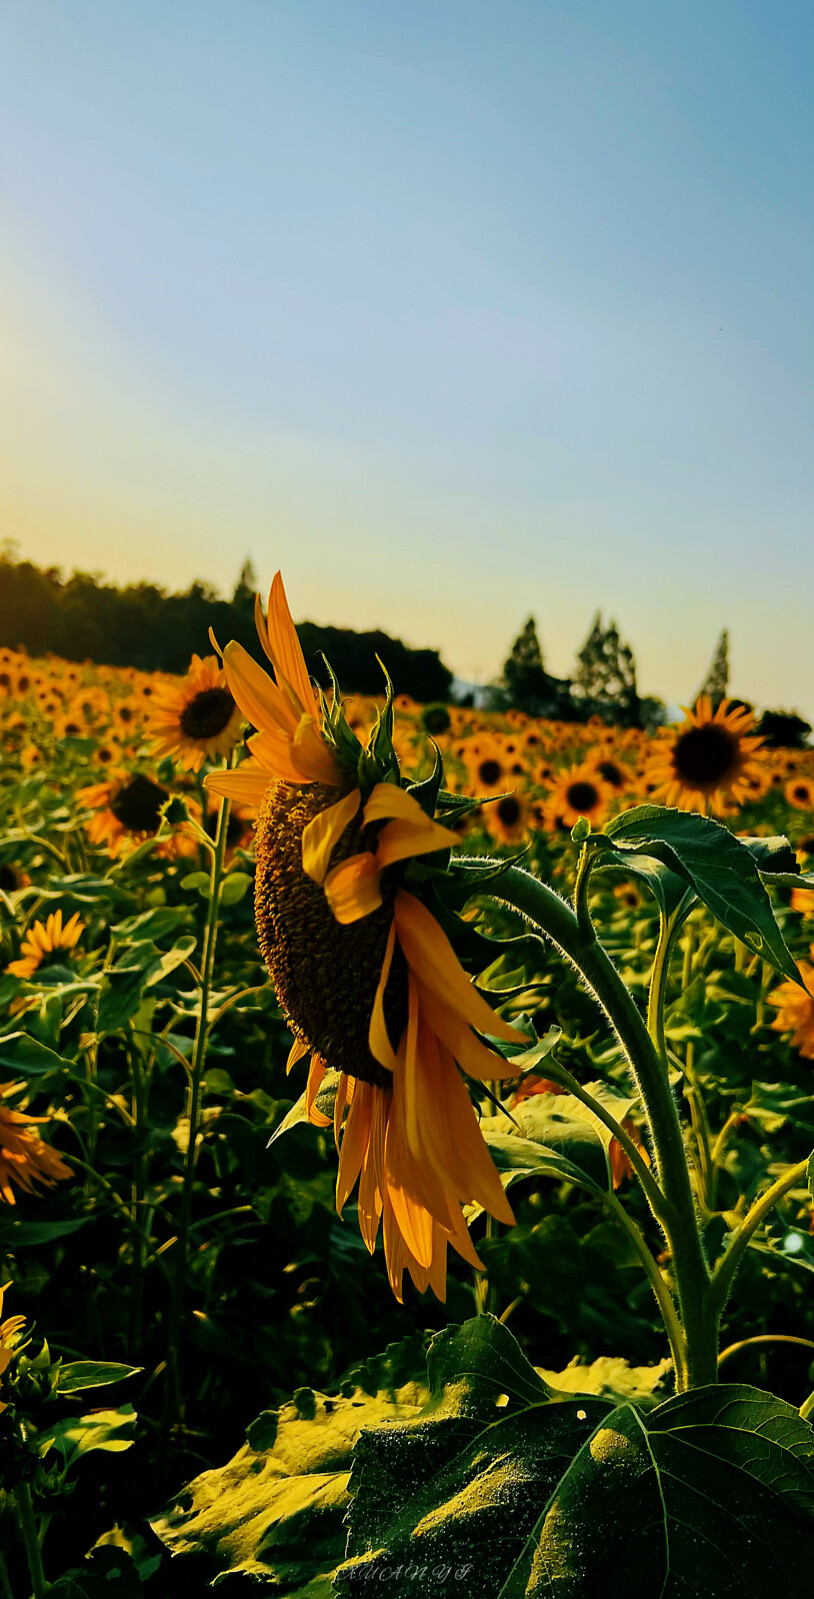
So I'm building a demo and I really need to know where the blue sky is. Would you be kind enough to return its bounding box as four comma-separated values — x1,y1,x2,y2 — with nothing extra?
0,0,811,711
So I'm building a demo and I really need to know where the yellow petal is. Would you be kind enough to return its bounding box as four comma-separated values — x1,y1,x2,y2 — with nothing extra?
393,891,524,1044
305,1055,332,1128
374,815,455,869
223,641,297,738
290,716,343,786
265,572,317,718
204,765,271,808
302,789,361,884
363,783,437,825
368,920,399,1072
247,728,313,785
336,1080,373,1215
416,979,518,1081
324,853,383,925
286,1037,309,1076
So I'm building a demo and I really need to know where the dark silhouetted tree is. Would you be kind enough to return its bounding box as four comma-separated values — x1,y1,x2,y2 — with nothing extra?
499,617,574,717
695,629,729,710
571,614,640,727
757,710,812,750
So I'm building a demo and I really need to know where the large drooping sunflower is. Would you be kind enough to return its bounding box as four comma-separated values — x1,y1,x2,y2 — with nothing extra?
644,696,764,816
0,1085,73,1203
6,910,85,980
145,654,243,771
206,574,525,1299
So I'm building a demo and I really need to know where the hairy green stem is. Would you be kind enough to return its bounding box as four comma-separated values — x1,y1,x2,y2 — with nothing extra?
717,1333,814,1369
15,1482,47,1599
538,1057,667,1222
602,1190,687,1386
491,866,716,1388
164,794,230,1427
708,1158,810,1319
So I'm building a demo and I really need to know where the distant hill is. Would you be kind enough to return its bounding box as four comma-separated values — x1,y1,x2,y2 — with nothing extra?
0,553,454,703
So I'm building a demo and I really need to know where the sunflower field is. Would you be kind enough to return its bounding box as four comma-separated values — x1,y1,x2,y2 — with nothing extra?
1,580,814,1597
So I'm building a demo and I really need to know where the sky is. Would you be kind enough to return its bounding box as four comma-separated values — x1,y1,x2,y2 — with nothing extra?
0,0,811,712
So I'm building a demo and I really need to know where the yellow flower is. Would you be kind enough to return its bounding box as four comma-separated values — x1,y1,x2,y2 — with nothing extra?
254,767,523,1304
0,1285,28,1411
206,575,525,1299
76,771,173,857
146,654,242,772
644,696,764,816
768,952,814,1060
0,1086,73,1204
540,762,614,834
6,910,85,980
206,572,342,809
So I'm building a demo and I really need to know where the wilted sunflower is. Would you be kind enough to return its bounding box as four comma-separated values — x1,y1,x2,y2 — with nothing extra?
768,951,814,1060
206,573,524,1300
6,910,85,980
0,1085,73,1203
146,654,242,772
644,696,764,816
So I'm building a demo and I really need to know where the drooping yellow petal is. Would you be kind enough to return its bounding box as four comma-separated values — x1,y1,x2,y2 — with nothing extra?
416,978,518,1081
393,891,523,1045
203,765,272,808
324,853,383,925
286,1037,309,1076
333,1071,351,1150
374,815,455,870
368,921,398,1072
301,789,361,883
248,728,314,785
305,1055,332,1128
336,1080,374,1215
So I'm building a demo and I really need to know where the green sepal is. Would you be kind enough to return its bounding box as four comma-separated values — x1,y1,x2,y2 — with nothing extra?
406,742,444,817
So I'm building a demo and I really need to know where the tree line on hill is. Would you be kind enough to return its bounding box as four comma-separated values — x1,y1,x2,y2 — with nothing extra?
0,548,808,742
0,550,454,703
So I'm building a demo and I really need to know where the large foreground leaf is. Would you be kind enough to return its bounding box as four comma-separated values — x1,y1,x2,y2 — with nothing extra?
150,1338,428,1591
335,1320,814,1599
601,806,804,983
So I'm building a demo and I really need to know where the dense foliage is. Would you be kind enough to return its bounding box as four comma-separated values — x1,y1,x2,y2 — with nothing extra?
0,636,813,1594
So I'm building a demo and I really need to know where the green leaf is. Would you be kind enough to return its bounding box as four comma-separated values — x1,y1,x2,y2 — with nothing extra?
40,1403,138,1471
57,1361,142,1394
0,1032,75,1078
219,870,252,906
480,1079,637,1198
0,1215,88,1247
268,1069,343,1146
112,905,191,941
537,1354,674,1408
335,1321,814,1598
97,936,197,1029
180,870,211,899
150,1361,427,1591
604,805,804,982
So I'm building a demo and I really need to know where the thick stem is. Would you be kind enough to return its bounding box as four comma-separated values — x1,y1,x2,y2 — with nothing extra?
164,796,230,1425
708,1158,810,1320
602,1190,687,1386
491,867,716,1388
15,1482,47,1599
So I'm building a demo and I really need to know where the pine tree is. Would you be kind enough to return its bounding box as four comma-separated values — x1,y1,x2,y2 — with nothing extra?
571,614,640,727
502,618,546,706
695,629,729,710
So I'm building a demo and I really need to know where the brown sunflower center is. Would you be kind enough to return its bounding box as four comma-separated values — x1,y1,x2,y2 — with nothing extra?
566,781,599,812
179,687,236,741
0,863,20,892
254,782,407,1088
597,760,623,787
673,725,737,786
110,775,168,833
478,758,502,787
496,795,521,826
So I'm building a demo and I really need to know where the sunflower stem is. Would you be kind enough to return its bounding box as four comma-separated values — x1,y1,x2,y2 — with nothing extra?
15,1482,48,1599
163,792,231,1436
707,1158,811,1321
491,866,716,1389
